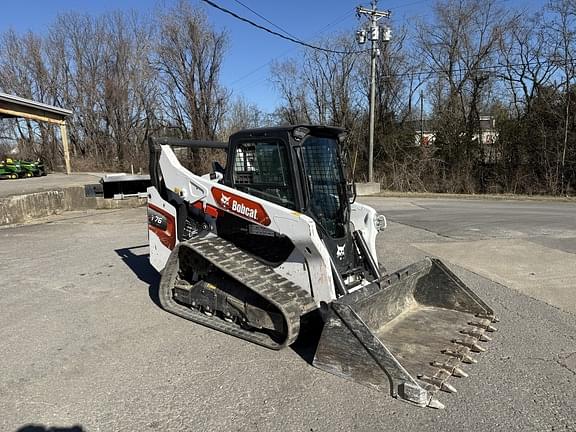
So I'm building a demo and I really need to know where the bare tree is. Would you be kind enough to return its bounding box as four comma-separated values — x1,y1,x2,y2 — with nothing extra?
0,30,62,165
367,25,432,189
271,34,361,128
270,60,310,124
496,11,561,193
498,13,559,118
155,1,229,140
220,96,268,138
547,0,576,193
416,0,510,192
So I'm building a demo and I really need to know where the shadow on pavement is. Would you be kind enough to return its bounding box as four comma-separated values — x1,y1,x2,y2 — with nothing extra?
115,245,161,308
16,425,84,432
290,311,324,366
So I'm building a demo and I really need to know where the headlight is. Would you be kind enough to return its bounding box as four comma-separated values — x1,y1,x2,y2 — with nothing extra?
374,214,387,232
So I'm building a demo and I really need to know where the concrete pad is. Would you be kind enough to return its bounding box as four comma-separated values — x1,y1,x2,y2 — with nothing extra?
360,197,427,211
0,173,102,198
413,239,576,314
356,182,381,196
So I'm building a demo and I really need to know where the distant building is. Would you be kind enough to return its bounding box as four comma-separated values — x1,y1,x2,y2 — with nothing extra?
411,118,435,147
412,115,499,161
478,115,499,162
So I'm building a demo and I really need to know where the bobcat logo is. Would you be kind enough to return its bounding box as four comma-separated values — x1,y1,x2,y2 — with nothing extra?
220,193,231,207
336,244,346,260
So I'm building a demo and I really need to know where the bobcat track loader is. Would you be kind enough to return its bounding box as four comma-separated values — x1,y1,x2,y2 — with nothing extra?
147,125,497,409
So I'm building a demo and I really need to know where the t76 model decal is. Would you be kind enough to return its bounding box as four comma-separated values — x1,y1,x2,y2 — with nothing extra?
211,187,271,226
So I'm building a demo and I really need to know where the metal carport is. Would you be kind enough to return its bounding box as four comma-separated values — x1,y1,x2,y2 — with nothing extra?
0,92,73,174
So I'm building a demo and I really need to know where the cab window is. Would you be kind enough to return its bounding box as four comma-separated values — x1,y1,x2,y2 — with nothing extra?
233,141,296,209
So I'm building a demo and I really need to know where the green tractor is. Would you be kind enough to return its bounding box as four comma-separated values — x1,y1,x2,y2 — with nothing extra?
0,163,16,179
19,159,47,177
0,159,23,179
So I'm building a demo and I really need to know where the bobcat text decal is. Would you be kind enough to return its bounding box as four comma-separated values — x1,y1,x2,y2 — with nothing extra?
211,187,271,226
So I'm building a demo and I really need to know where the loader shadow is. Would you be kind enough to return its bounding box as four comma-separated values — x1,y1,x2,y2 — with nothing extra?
115,245,161,307
290,311,325,365
16,425,84,432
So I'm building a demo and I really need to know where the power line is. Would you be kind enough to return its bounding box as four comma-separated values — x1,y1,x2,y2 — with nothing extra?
229,8,356,88
231,0,300,40
381,58,562,79
200,0,367,55
387,0,430,10
229,0,432,90
216,3,559,90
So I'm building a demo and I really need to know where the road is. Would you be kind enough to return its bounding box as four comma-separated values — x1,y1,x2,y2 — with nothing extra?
1,198,575,431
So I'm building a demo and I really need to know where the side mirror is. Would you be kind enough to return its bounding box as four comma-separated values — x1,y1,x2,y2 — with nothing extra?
346,182,356,204
210,161,225,180
212,160,225,175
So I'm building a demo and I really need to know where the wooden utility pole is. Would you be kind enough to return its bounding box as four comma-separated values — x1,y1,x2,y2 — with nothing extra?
356,1,391,183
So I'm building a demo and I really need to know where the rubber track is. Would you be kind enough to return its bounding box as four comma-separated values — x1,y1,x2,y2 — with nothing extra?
159,235,317,350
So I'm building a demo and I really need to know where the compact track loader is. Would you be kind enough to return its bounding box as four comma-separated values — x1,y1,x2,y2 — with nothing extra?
147,125,497,409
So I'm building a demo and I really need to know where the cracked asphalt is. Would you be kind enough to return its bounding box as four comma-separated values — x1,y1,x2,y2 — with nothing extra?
1,198,575,431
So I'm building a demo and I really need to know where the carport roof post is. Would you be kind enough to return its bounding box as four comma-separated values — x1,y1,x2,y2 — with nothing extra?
0,92,73,174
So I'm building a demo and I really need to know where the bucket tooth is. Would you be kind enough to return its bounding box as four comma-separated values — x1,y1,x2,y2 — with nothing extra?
476,313,499,323
460,328,492,342
418,375,457,394
431,361,469,378
428,398,446,409
453,338,486,353
452,366,469,378
441,381,457,394
430,361,452,374
442,349,477,364
469,320,497,332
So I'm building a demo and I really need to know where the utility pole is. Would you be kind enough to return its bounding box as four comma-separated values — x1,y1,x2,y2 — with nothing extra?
356,1,391,183
420,90,424,146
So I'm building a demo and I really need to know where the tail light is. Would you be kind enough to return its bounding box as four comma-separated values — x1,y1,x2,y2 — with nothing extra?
148,204,176,250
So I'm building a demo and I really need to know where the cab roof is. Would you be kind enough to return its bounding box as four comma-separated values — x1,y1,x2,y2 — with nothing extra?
229,124,346,143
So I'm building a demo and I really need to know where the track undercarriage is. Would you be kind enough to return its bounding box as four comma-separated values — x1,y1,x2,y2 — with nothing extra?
159,235,316,350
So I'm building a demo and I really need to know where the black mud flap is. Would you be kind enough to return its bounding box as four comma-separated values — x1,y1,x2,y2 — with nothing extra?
313,258,498,409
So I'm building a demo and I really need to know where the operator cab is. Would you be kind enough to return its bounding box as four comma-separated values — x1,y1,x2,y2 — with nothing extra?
222,125,367,286
224,125,353,235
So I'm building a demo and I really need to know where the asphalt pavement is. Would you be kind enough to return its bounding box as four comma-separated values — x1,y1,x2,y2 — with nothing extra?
362,197,576,314
0,173,102,198
1,198,575,431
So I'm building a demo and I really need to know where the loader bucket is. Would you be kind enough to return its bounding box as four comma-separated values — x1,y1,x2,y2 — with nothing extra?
313,258,497,409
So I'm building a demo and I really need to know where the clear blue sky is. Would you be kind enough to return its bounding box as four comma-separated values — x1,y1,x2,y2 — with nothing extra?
0,0,543,113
